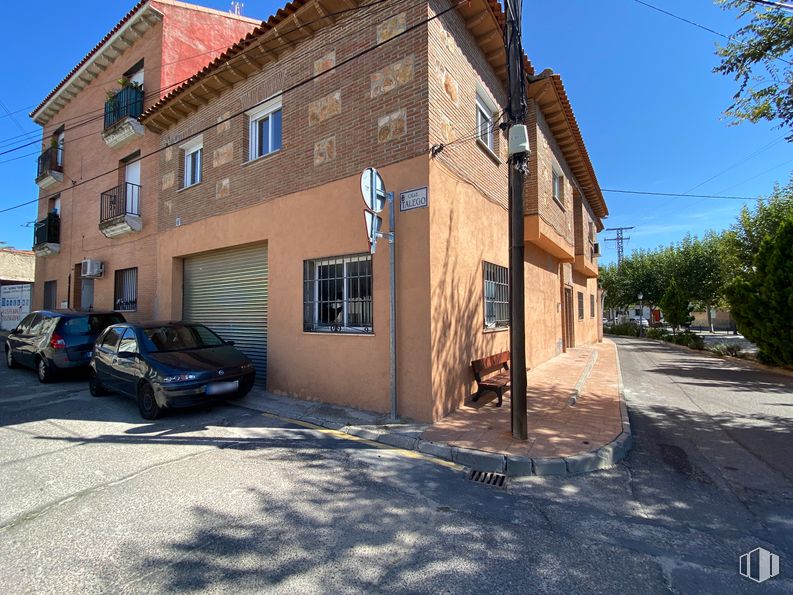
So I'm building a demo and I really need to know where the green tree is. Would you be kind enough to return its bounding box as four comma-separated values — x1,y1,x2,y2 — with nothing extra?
674,233,728,331
721,178,793,276
659,277,694,334
714,1,793,138
726,217,793,366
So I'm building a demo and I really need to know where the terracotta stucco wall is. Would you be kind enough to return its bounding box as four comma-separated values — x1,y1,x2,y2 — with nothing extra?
155,156,433,421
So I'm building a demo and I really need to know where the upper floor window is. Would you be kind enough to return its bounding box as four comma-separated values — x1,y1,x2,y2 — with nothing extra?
180,136,203,188
475,88,498,153
55,128,64,167
552,168,564,209
247,97,282,161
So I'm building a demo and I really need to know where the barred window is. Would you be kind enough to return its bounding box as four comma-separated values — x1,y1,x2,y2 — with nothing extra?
578,291,585,320
590,294,595,318
114,267,138,311
483,261,509,329
303,254,372,333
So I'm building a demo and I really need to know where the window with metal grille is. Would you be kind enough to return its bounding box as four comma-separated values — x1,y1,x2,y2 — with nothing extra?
590,294,595,318
114,267,138,311
483,261,509,329
578,291,585,320
303,254,372,333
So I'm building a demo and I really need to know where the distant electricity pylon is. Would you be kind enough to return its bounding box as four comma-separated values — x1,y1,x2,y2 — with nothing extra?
604,226,634,267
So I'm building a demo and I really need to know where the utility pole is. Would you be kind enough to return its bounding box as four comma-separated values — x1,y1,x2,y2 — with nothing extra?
604,226,634,267
504,0,530,440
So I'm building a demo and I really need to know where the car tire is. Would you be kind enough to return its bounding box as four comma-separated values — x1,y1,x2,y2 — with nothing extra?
89,370,108,397
5,347,17,369
137,382,163,420
36,357,54,383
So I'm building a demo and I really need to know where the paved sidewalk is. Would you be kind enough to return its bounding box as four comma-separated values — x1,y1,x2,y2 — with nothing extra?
237,339,630,477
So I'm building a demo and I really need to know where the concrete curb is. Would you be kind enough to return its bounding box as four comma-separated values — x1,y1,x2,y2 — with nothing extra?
568,348,598,406
235,343,633,479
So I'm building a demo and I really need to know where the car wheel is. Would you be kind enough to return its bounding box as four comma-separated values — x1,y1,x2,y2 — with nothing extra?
137,382,163,420
89,370,108,397
37,357,54,383
5,347,17,369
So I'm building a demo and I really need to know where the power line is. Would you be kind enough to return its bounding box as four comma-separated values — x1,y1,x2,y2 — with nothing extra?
745,0,793,10
0,0,396,156
631,0,791,66
0,0,467,216
601,188,759,200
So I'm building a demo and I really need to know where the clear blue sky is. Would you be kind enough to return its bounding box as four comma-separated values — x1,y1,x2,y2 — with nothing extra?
0,0,790,264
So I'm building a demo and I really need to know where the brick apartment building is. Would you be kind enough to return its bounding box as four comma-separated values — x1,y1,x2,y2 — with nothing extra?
135,0,608,422
29,0,259,319
28,0,607,423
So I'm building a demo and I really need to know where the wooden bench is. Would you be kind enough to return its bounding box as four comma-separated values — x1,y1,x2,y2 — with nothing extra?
471,351,511,407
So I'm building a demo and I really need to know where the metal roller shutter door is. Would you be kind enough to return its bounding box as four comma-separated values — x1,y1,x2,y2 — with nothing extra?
183,243,268,384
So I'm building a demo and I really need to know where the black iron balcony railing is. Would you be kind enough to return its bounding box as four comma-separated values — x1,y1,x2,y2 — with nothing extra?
36,146,63,179
104,85,144,130
33,213,60,246
100,182,141,223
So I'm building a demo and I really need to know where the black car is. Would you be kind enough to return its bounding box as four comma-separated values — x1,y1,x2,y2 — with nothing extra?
89,322,256,419
5,310,126,382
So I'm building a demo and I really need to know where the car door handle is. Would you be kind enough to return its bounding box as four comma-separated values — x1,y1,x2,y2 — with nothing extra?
112,357,118,364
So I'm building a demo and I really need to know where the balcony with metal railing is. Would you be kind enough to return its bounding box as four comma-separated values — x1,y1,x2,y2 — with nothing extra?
32,213,61,256
99,182,143,238
35,146,64,189
102,85,145,149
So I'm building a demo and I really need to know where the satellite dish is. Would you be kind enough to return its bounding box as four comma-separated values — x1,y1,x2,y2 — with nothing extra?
360,167,386,213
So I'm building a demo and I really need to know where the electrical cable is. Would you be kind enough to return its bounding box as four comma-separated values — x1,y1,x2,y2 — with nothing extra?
0,0,468,216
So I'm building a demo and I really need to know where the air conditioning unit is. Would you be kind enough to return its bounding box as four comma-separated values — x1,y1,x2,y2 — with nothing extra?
81,259,104,278
593,243,601,256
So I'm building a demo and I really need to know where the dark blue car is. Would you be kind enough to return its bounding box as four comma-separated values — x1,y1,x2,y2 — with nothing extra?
89,322,256,419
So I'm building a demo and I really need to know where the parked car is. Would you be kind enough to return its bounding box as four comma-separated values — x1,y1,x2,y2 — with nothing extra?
89,322,255,419
5,310,126,382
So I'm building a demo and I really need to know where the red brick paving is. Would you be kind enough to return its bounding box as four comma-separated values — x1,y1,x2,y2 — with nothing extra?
421,340,623,459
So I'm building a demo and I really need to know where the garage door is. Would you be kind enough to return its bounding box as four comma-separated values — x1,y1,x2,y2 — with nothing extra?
183,243,268,384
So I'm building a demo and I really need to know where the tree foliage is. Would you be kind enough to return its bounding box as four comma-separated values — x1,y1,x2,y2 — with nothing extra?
714,1,793,138
659,277,694,334
726,217,793,366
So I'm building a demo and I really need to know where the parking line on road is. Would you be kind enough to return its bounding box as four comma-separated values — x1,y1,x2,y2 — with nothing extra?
255,410,464,472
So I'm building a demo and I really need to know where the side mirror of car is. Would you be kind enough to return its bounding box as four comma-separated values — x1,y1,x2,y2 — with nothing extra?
226,340,235,346
9,328,19,335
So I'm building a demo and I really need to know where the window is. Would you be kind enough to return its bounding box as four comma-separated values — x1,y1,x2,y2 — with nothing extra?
55,127,64,167
49,195,61,215
578,291,585,320
118,328,139,354
180,136,202,188
303,254,372,333
247,98,282,161
483,261,509,329
114,267,138,311
590,294,595,318
43,280,57,310
476,94,494,151
101,327,124,352
635,308,641,316
552,168,564,208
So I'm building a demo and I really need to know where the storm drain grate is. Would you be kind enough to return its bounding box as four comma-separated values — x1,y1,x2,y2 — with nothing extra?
467,469,507,488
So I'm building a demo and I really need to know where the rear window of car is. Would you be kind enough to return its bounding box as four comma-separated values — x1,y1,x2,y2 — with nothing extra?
142,324,225,352
60,313,125,336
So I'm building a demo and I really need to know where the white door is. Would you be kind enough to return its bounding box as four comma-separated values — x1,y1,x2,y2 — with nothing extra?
125,159,141,215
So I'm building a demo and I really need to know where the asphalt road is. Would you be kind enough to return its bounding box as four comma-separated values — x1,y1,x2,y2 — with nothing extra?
1,336,792,593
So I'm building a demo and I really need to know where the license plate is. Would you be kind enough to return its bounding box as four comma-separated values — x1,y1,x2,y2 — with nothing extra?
206,380,239,395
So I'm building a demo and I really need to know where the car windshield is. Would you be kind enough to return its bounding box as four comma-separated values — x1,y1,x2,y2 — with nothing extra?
143,324,225,352
61,313,126,336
